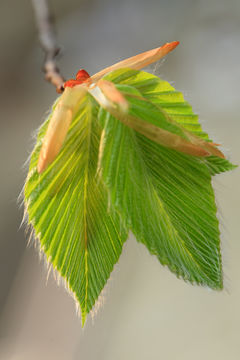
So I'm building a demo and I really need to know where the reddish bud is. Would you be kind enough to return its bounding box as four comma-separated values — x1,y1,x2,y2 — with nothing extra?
64,70,91,89
76,69,91,82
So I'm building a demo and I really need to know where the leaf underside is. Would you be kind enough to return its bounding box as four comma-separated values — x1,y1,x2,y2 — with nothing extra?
24,68,235,326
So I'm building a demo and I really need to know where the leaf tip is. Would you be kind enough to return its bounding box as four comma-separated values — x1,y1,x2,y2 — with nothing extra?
81,312,87,328
160,40,180,55
168,40,180,49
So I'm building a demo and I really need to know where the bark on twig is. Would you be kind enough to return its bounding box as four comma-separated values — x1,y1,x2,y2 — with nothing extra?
31,0,65,93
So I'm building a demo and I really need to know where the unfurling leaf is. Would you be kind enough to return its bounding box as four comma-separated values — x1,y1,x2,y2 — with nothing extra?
24,66,236,326
25,94,128,326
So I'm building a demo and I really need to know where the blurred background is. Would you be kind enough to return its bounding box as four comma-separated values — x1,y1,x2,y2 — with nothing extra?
0,0,239,359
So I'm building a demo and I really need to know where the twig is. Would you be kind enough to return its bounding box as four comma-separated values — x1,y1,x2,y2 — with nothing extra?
31,0,65,93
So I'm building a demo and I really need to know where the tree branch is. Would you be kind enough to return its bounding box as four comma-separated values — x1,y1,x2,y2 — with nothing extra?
32,0,65,93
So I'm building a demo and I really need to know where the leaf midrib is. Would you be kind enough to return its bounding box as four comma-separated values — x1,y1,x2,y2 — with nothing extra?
82,97,93,321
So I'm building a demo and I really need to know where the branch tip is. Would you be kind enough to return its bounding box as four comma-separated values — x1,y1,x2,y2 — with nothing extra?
32,0,65,92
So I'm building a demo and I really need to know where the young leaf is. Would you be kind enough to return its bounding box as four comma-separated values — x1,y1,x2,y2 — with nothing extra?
24,94,128,326
102,68,235,174
97,69,236,289
98,109,223,289
99,83,224,159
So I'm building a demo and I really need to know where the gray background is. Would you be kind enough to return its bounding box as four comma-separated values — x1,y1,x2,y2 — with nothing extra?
0,0,239,359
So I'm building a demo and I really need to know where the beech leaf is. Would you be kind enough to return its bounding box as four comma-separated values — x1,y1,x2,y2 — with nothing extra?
24,94,128,326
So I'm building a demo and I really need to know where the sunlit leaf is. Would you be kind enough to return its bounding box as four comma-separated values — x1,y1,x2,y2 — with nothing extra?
24,94,128,326
98,109,223,288
97,69,236,289
102,68,234,174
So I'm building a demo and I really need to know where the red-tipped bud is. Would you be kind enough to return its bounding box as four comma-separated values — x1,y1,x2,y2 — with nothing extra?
76,69,91,82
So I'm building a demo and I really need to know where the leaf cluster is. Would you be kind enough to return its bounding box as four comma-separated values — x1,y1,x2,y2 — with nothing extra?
24,69,236,326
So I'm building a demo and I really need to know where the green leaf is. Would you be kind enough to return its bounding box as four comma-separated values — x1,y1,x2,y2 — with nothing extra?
102,68,209,137
98,83,222,159
24,94,128,326
102,68,235,174
98,69,236,289
98,108,223,288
